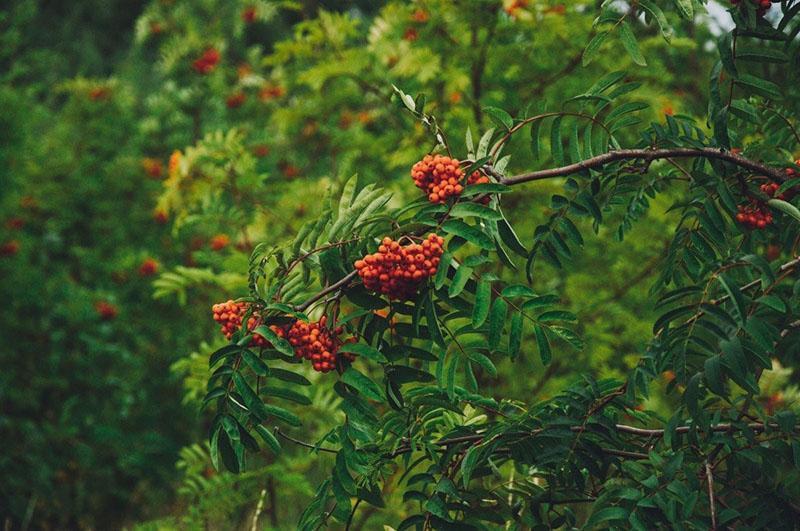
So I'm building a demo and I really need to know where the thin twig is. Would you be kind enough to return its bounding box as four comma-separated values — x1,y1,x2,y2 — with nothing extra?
273,426,338,454
294,270,359,312
706,460,718,531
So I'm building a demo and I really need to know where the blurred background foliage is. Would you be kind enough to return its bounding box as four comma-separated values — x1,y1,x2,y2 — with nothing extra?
1,0,795,529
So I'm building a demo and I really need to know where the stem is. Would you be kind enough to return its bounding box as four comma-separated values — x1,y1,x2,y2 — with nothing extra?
294,270,359,312
273,426,339,453
706,460,718,531
501,148,788,185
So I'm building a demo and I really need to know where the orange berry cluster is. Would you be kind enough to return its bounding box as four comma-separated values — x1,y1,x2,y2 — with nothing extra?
95,301,118,320
287,316,354,373
142,158,163,179
736,202,773,229
242,6,256,23
1,240,20,257
210,234,230,251
212,300,282,348
731,0,772,16
411,155,490,204
355,234,444,300
226,92,246,108
193,47,220,74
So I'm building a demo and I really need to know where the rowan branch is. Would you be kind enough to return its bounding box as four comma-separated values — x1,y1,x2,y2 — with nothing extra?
293,270,359,312
501,148,788,185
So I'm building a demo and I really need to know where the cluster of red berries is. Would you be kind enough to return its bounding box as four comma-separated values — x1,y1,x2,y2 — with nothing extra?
760,181,795,201
95,301,119,320
192,48,220,74
411,154,490,204
212,300,282,347
1,240,20,257
355,234,444,300
226,92,246,108
88,87,110,101
142,158,163,179
736,202,773,229
287,316,355,373
139,257,159,277
259,84,284,101
210,234,230,251
242,6,256,23
731,0,772,16
252,144,269,157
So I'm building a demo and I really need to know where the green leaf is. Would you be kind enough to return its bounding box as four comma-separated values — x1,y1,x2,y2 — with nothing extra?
233,371,270,420
735,74,782,99
342,368,384,402
534,324,552,365
450,202,502,221
538,310,577,323
587,507,629,527
498,216,528,257
466,350,497,377
338,342,388,363
582,31,610,67
241,350,270,376
550,116,565,166
484,106,513,130
472,279,492,327
441,220,494,250
620,21,647,66
252,325,295,358
461,446,480,486
449,265,473,298
673,0,693,19
704,355,727,396
262,385,312,405
638,0,673,42
254,424,281,454
269,368,312,386
716,274,747,328
476,128,495,159
767,198,800,223
488,298,508,350
263,403,302,426
509,311,523,358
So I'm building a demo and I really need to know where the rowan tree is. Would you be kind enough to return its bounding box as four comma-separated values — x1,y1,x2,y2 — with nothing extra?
199,1,800,529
